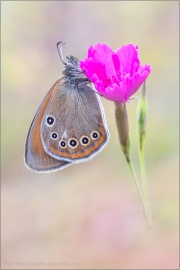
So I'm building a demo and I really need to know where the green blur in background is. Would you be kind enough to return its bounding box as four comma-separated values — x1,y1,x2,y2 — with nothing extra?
1,1,179,269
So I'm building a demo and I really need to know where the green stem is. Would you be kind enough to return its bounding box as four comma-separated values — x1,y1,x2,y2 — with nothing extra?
127,159,152,229
139,148,152,226
114,101,152,229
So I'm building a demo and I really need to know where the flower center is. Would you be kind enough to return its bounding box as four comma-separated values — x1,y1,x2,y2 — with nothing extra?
116,70,121,81
107,70,121,85
107,74,116,83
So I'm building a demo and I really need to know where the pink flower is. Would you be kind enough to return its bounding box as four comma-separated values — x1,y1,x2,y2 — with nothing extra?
80,43,151,103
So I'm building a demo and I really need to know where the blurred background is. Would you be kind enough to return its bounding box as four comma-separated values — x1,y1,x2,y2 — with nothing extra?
1,1,179,269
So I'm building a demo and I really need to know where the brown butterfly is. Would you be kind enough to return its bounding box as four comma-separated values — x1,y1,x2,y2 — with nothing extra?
25,42,109,172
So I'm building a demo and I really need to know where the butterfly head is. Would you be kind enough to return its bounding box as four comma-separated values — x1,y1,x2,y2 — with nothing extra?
57,42,90,86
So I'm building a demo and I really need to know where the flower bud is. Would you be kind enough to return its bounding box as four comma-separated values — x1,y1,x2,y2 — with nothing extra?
137,82,147,150
115,102,131,162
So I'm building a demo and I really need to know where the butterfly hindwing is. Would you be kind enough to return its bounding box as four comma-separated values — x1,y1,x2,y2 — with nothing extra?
41,79,110,163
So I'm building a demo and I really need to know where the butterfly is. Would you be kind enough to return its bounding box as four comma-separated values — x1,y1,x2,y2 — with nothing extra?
25,42,110,172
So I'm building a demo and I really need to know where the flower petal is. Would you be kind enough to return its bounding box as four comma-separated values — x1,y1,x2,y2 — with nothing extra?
92,73,105,94
116,44,140,78
87,43,118,78
124,65,151,100
80,58,107,85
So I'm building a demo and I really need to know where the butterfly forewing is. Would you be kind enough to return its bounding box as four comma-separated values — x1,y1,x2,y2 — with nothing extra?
25,78,71,172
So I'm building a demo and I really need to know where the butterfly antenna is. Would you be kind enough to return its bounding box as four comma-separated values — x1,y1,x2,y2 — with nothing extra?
57,42,67,65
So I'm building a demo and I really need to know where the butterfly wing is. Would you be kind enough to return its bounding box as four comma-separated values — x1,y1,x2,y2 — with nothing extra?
25,78,71,172
41,79,110,163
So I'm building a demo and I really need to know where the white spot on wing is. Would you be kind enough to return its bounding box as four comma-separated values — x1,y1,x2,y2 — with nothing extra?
62,130,67,139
